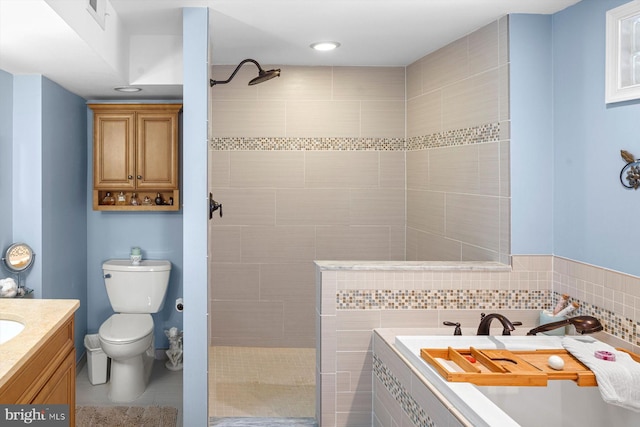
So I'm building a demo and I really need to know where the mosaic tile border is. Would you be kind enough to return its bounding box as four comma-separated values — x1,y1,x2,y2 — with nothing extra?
209,137,405,151
373,353,435,427
554,292,639,346
336,289,551,310
209,122,499,151
406,122,500,150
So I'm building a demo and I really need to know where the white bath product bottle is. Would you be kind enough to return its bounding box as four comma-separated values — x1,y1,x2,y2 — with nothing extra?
555,301,579,318
553,293,570,315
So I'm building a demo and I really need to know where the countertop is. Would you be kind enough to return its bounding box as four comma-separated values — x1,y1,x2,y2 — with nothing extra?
0,298,79,388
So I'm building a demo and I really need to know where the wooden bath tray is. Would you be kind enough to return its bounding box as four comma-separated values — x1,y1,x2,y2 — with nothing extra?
420,347,597,387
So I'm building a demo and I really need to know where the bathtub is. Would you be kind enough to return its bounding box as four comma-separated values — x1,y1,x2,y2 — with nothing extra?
394,335,640,427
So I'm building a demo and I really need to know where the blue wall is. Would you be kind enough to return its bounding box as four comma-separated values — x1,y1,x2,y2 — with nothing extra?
182,7,209,425
7,74,88,354
552,0,640,276
511,0,640,277
0,70,13,251
510,14,554,255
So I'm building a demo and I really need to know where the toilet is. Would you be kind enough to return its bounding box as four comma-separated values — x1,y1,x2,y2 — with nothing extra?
98,259,171,402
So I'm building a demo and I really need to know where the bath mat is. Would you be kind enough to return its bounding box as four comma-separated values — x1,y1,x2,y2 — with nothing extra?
210,417,317,427
76,405,178,427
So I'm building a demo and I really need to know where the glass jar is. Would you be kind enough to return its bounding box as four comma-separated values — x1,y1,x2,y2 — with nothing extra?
102,192,115,205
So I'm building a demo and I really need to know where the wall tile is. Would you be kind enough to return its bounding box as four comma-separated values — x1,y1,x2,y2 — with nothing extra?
209,226,242,263
407,91,442,137
209,150,229,188
428,145,479,194
230,151,305,188
257,65,333,100
241,226,316,263
211,99,286,137
277,188,350,226
349,188,405,226
260,262,316,301
379,151,406,189
442,69,499,131
210,262,259,300
468,20,499,75
208,188,276,225
446,193,500,252
421,37,468,94
406,149,429,190
316,226,392,260
287,100,360,137
333,67,405,100
210,299,284,340
305,151,379,188
361,100,405,138
406,60,422,100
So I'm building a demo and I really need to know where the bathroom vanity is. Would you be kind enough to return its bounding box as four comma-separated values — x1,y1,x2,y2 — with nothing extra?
0,299,79,425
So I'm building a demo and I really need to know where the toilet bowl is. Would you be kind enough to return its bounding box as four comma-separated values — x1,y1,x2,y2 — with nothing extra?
98,313,155,402
97,259,171,402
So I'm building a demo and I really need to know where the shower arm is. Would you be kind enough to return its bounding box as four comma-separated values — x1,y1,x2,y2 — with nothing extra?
210,59,262,86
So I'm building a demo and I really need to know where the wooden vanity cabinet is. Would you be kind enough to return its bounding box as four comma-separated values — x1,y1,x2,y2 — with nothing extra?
90,104,182,211
0,317,76,426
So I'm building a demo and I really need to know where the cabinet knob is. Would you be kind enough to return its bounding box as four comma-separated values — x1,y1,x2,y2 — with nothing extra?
137,175,142,179
128,175,133,179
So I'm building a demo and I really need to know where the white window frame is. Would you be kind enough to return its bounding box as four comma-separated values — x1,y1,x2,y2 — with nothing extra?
606,0,640,103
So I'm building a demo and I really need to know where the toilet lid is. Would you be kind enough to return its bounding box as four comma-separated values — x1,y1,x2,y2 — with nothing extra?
99,313,153,344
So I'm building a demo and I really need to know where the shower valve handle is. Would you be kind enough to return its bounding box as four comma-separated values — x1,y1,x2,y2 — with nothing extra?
209,193,223,219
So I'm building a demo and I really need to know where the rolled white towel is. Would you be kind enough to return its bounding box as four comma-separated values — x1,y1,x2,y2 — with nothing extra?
0,277,18,298
563,336,640,412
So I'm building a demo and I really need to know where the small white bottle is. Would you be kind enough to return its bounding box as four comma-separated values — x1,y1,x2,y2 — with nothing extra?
555,301,579,318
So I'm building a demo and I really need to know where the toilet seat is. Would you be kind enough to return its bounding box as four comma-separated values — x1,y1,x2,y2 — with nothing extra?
99,313,153,344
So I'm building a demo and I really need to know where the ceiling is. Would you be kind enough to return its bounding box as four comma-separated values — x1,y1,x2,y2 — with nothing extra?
0,0,581,100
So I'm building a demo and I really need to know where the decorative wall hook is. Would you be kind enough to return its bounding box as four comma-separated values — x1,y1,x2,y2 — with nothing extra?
620,150,640,189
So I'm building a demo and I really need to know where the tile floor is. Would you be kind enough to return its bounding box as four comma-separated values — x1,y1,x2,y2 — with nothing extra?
76,358,184,427
76,346,315,427
208,346,316,418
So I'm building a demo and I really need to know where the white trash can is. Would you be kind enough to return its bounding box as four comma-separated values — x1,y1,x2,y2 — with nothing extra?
84,334,108,385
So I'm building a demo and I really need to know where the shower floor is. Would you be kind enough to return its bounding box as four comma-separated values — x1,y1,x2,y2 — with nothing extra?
208,346,316,418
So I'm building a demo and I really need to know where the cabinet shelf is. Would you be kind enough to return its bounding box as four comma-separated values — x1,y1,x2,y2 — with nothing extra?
93,190,180,211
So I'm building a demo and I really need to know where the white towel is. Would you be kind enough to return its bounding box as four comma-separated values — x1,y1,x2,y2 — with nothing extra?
562,336,640,412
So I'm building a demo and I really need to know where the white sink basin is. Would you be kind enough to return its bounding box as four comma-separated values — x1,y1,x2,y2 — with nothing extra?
0,318,25,345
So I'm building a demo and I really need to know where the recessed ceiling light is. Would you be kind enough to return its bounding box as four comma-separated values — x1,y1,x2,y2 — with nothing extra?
310,41,341,51
114,86,142,93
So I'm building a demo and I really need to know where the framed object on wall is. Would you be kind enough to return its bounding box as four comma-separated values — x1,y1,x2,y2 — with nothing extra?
606,0,640,103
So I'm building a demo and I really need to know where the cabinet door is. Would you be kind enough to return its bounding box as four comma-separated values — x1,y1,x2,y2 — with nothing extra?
93,113,136,190
136,112,179,190
31,350,75,427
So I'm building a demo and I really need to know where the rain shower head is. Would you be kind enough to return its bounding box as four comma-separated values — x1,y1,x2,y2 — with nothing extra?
210,59,281,87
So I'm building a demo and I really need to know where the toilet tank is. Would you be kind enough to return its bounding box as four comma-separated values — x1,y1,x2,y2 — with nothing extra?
102,259,171,313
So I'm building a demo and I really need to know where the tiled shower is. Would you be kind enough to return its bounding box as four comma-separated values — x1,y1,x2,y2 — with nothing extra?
208,17,509,350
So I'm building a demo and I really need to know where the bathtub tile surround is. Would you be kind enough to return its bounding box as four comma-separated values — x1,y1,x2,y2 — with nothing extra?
316,255,640,426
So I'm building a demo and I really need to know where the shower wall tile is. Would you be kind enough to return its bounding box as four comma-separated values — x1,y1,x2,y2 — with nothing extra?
276,189,350,226
305,151,379,188
283,300,316,348
208,188,276,225
500,140,510,197
349,189,405,225
379,151,405,189
446,194,500,252
468,20,499,75
257,66,333,100
406,190,444,234
421,37,468,94
241,226,316,263
315,226,394,260
211,100,286,137
209,150,229,188
406,91,442,138
209,65,260,100
260,262,316,301
230,151,305,188
333,67,405,100
500,63,510,121
361,100,405,138
441,69,499,131
406,149,428,190
287,100,360,137
405,60,422,100
478,142,501,196
210,262,260,300
209,227,242,263
210,299,284,340
428,145,479,194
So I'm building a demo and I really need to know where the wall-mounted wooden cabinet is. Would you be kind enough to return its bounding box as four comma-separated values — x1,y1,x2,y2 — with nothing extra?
89,104,182,211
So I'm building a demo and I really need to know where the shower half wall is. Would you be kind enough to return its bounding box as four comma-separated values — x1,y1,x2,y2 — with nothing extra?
208,17,510,348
